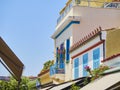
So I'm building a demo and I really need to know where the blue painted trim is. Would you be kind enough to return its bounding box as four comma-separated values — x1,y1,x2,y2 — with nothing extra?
66,39,70,61
55,21,80,39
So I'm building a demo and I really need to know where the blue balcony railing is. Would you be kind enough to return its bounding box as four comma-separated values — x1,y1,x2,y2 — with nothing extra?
50,63,65,76
57,1,73,24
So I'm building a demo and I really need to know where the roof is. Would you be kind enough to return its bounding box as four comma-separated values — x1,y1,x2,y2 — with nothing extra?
70,27,102,52
38,69,49,77
80,71,120,90
102,53,120,62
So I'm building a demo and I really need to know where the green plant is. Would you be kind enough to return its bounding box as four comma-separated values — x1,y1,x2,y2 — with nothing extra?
66,60,69,64
83,77,89,85
0,76,37,90
41,60,54,72
85,65,109,81
91,65,109,81
70,83,80,90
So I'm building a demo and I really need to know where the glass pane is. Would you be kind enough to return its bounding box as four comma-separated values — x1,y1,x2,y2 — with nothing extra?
74,58,79,68
93,48,100,69
74,67,79,79
83,53,88,64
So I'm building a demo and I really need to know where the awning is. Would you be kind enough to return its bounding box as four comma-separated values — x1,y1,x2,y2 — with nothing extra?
40,77,90,90
0,37,24,81
40,86,53,90
80,71,120,90
50,80,80,90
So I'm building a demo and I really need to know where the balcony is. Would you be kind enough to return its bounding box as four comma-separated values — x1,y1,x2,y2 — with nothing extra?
57,2,73,24
57,0,120,25
50,63,65,83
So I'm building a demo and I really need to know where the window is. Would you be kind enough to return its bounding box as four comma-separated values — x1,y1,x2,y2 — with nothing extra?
83,53,88,77
74,58,79,79
93,48,100,69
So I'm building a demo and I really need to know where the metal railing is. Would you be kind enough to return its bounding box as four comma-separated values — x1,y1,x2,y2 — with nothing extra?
57,0,120,25
50,63,65,76
57,1,73,25
104,2,120,8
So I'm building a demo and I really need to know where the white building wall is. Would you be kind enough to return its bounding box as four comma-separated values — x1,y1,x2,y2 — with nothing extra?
55,26,73,47
55,24,74,82
104,56,120,68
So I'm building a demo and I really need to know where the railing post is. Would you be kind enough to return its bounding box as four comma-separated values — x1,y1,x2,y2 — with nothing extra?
88,0,90,7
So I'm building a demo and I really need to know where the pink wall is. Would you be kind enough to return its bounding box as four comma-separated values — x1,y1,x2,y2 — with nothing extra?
72,6,120,44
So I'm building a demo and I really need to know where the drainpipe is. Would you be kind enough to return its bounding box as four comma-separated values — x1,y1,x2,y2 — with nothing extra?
99,31,105,59
88,0,90,7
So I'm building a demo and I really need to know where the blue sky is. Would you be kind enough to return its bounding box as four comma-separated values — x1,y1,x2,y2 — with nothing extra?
0,0,67,76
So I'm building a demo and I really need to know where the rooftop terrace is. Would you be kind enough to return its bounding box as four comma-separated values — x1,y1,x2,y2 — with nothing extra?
57,0,120,25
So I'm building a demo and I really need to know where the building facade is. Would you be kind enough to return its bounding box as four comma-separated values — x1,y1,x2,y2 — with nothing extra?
71,27,120,79
50,0,120,84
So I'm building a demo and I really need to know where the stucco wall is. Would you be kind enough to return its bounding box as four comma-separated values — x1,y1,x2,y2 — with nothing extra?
55,26,73,47
106,28,120,58
55,21,73,82
72,6,120,44
39,72,52,85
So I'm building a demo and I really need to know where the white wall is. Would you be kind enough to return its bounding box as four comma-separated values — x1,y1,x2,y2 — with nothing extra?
104,56,120,68
55,26,73,48
55,22,74,82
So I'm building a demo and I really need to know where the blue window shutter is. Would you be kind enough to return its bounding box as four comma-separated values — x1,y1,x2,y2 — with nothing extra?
83,53,88,77
93,48,100,69
74,58,79,79
59,44,65,69
60,44,63,63
66,39,70,61
56,47,58,64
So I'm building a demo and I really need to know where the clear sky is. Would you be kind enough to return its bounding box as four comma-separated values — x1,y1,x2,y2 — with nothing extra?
0,0,67,76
